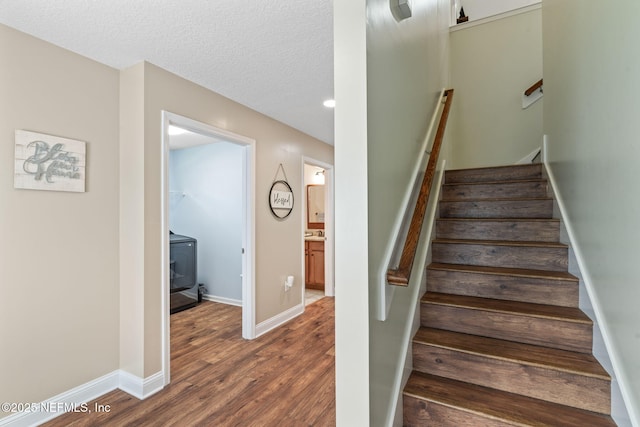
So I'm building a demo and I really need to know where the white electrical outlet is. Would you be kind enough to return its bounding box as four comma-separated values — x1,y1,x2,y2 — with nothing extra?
284,275,294,291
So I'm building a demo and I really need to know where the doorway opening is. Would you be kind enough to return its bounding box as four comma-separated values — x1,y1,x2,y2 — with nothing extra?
302,158,334,302
161,111,256,384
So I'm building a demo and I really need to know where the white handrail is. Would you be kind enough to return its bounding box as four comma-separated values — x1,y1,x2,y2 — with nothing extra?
377,88,447,321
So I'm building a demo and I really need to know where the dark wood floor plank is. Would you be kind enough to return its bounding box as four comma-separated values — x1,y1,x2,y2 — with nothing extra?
42,298,335,427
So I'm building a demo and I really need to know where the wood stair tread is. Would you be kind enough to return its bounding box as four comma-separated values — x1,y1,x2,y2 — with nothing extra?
427,262,578,282
414,327,609,379
433,238,568,249
437,218,560,223
444,164,543,184
442,178,547,186
422,292,591,324
446,163,541,174
404,372,617,427
440,196,553,202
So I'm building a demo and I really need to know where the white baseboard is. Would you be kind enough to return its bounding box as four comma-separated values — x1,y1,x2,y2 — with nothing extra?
203,294,242,307
0,371,120,427
0,370,165,427
118,370,164,400
516,147,541,164
255,303,304,338
544,161,637,427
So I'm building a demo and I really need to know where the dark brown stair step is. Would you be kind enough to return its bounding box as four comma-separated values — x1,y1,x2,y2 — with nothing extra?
431,239,568,272
421,292,593,353
436,218,560,242
442,179,548,200
427,263,578,307
403,372,617,427
412,328,610,413
439,198,553,219
444,163,542,184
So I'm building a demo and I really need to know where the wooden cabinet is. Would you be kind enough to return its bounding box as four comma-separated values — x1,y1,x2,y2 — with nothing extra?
305,240,325,290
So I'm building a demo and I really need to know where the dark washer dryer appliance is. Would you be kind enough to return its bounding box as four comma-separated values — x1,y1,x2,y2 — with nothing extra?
169,233,198,314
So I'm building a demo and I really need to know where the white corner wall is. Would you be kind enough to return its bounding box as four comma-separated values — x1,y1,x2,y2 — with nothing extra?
334,1,370,425
449,6,542,169
542,1,640,425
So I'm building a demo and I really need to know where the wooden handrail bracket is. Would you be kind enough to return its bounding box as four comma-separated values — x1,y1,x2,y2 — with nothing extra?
387,89,454,286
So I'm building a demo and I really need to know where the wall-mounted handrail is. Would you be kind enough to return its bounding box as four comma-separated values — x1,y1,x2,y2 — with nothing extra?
524,79,543,96
386,89,454,286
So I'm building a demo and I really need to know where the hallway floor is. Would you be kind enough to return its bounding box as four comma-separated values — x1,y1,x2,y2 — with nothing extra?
43,298,335,426
305,288,325,306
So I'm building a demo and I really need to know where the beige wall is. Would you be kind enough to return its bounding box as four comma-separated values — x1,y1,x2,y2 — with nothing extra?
364,0,451,424
449,8,542,169
543,1,640,423
1,22,332,411
0,24,120,408
119,62,333,377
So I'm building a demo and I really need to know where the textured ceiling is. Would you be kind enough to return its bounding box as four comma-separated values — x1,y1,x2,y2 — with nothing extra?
0,0,335,144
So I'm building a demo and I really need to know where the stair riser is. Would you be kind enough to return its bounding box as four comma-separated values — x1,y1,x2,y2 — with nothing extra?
427,269,578,307
439,199,553,219
432,242,568,272
421,304,592,353
412,344,611,414
403,396,516,427
445,164,542,184
436,220,560,242
442,181,548,200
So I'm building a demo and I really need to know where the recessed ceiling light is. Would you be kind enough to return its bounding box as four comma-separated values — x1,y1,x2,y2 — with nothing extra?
323,99,336,108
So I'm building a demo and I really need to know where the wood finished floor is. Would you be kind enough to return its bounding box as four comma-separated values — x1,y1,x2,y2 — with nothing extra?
43,298,335,427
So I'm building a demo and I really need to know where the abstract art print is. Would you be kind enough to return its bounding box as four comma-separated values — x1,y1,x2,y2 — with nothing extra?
14,130,86,192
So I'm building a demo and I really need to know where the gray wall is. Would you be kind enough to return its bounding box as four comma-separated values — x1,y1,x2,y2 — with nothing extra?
169,142,243,302
542,0,640,423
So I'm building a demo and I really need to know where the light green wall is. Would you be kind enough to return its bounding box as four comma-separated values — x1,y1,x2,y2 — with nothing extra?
543,1,640,423
365,0,450,425
449,8,543,169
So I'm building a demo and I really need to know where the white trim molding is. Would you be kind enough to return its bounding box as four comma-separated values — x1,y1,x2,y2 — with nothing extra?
255,303,304,338
203,294,242,307
522,87,543,110
0,370,165,427
450,3,541,32
161,110,258,389
118,370,164,401
516,147,541,164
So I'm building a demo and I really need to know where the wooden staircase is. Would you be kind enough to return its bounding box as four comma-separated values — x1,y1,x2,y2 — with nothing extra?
403,163,617,426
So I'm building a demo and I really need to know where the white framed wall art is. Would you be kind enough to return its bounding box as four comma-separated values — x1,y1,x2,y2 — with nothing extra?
14,130,86,193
